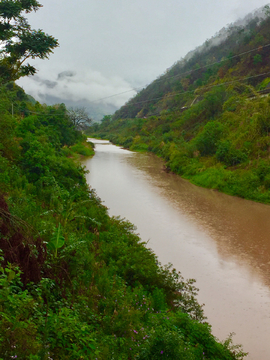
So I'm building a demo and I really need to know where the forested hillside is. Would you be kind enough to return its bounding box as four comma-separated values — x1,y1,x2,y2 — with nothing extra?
0,57,246,360
90,6,270,204
0,1,247,359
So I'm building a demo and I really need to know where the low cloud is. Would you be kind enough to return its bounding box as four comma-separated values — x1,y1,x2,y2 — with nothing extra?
57,70,76,80
42,79,57,89
18,0,269,120
18,68,137,119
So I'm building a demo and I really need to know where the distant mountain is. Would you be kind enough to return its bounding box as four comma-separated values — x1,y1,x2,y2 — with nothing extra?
90,5,270,204
113,5,270,120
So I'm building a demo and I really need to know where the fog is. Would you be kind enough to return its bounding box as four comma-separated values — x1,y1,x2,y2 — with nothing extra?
17,0,269,119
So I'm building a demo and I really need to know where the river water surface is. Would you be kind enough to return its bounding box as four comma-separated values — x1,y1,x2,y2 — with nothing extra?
83,139,270,360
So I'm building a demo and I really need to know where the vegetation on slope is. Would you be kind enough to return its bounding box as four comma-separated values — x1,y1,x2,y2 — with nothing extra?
89,7,270,204
0,84,246,359
0,1,249,358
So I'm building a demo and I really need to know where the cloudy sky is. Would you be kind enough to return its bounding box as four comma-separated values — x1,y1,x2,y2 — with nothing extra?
17,0,269,119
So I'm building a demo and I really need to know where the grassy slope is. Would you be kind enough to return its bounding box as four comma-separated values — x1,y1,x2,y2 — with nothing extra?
89,12,270,204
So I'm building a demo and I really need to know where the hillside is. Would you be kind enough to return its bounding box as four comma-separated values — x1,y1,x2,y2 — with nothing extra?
90,6,270,204
0,1,259,358
0,66,244,360
2,78,251,360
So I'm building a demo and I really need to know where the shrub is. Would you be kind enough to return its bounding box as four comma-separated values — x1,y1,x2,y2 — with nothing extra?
130,143,149,152
194,121,224,156
70,142,94,156
216,140,247,166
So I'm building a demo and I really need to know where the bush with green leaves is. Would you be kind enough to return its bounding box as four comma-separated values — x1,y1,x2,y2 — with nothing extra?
216,140,248,166
193,121,224,156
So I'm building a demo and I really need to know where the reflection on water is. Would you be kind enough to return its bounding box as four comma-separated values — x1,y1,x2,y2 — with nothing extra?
84,139,270,360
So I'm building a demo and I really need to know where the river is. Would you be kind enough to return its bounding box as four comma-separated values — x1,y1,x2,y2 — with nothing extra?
83,139,270,360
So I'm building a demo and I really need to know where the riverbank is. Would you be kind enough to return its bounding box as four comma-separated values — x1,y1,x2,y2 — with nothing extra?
85,139,270,360
95,13,270,206
0,86,245,359
88,92,270,205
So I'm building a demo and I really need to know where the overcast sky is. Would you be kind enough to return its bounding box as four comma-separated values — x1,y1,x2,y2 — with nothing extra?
17,0,269,118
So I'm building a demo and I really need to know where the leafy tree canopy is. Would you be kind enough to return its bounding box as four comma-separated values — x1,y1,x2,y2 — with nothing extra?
0,0,58,83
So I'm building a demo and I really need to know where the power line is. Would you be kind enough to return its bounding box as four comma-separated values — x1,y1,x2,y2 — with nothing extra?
14,70,270,117
12,42,270,117
152,43,270,83
15,109,67,117
118,70,270,108
90,88,140,103
90,42,270,104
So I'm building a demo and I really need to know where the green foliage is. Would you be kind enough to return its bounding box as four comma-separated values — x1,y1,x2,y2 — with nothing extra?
3,5,264,355
253,54,262,64
0,261,42,358
216,140,248,166
130,142,149,152
258,77,270,90
47,224,65,257
0,84,245,359
42,307,96,359
0,0,58,83
88,69,270,204
122,136,134,148
193,121,224,156
70,141,95,157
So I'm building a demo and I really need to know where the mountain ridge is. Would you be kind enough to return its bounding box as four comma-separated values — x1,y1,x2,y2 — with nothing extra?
110,5,270,119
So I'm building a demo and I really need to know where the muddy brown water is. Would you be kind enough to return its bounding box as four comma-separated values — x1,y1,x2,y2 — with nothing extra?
83,139,270,360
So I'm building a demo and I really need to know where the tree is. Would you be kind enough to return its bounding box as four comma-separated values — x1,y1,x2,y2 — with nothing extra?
0,0,58,84
194,121,224,156
101,114,112,126
67,107,93,130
